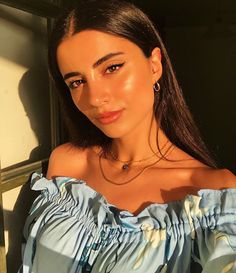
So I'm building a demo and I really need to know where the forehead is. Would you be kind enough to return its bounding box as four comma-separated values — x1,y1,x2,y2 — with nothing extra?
57,30,144,65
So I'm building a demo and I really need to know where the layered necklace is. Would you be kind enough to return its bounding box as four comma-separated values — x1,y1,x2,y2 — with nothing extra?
109,147,165,170
98,141,173,185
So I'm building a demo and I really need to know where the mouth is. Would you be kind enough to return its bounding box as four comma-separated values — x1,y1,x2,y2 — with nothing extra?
95,109,124,125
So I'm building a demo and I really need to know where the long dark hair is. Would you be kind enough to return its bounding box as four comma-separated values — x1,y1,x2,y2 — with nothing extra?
48,0,217,168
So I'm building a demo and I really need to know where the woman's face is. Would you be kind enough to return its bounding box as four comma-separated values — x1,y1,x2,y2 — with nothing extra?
57,30,162,138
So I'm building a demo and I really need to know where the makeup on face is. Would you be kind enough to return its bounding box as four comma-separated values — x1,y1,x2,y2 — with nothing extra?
95,109,124,125
57,30,160,138
63,52,125,87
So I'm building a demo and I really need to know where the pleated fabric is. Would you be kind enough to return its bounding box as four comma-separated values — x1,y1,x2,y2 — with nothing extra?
19,173,236,273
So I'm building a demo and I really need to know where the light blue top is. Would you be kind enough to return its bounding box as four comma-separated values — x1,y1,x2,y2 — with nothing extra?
19,172,236,273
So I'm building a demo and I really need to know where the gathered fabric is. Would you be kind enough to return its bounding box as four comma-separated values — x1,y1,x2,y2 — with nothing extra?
19,173,236,273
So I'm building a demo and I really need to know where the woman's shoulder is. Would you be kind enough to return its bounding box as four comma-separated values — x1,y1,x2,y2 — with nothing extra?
49,142,86,155
191,167,236,190
168,146,236,188
46,142,91,179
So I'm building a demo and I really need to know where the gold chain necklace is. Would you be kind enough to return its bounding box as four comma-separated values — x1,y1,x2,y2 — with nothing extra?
98,144,173,185
109,141,168,170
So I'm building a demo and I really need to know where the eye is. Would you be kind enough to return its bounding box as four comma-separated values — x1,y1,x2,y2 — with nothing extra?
105,63,124,74
68,79,85,90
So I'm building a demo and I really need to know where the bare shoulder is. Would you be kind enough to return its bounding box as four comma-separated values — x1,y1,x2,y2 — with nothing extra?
167,146,236,189
46,142,89,179
192,168,236,189
217,168,236,187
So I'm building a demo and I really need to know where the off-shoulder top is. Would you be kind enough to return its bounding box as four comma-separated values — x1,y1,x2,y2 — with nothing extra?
19,173,236,273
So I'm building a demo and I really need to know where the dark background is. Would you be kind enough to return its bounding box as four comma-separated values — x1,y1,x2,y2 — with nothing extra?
62,0,236,173
132,0,236,173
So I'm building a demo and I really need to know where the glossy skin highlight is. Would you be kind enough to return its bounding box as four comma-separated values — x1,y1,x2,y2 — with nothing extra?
57,30,162,140
49,32,236,212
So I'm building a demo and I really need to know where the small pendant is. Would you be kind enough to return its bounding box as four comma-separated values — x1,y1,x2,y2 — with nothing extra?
122,163,129,170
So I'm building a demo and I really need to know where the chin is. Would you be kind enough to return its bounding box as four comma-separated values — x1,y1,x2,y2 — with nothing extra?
96,125,129,139
100,130,125,139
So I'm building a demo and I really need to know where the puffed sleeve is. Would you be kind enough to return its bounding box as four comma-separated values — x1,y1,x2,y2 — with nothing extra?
190,189,236,273
19,173,79,273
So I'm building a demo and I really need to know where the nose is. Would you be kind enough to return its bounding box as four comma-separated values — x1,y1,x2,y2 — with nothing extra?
86,80,110,107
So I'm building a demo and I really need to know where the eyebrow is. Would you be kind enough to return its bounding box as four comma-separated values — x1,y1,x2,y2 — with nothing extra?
63,51,124,81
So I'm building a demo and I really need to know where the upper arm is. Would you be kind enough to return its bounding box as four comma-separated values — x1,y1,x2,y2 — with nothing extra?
46,143,87,179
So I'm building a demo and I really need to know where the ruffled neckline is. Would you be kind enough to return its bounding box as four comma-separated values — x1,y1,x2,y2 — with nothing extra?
31,172,236,218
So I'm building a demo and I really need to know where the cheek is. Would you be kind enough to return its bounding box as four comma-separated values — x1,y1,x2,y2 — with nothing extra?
70,91,89,114
115,68,154,106
69,65,154,114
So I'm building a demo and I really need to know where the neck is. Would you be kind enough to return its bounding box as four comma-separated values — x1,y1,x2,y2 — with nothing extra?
110,116,170,163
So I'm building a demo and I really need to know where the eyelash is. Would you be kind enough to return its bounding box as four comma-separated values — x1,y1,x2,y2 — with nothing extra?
68,79,85,90
105,62,125,73
68,62,125,90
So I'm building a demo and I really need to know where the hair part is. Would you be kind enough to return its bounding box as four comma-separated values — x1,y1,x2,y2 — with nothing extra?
48,0,217,168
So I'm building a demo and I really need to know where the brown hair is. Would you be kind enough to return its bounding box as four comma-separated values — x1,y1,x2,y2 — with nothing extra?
48,0,217,168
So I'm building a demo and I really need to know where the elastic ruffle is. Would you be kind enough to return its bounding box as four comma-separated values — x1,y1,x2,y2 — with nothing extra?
20,172,236,273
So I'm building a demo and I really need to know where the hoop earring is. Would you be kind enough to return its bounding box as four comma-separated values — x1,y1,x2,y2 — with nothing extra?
153,82,160,92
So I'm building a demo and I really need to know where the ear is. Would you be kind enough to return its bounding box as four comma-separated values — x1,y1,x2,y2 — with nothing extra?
149,47,162,84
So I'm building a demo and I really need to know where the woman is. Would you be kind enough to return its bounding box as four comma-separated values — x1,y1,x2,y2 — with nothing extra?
20,1,236,272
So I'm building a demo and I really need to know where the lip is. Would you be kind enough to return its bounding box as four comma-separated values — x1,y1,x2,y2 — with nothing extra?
95,109,123,125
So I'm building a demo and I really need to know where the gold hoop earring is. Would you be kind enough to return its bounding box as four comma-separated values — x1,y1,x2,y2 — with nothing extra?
153,82,160,92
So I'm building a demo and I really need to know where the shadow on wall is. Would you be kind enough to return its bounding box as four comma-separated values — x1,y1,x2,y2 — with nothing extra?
4,66,51,273
0,6,52,272
0,3,51,169
18,68,51,164
3,67,51,273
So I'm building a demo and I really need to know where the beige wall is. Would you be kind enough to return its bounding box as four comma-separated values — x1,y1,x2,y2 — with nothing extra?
0,4,51,273
0,57,38,168
0,4,51,169
3,186,22,252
